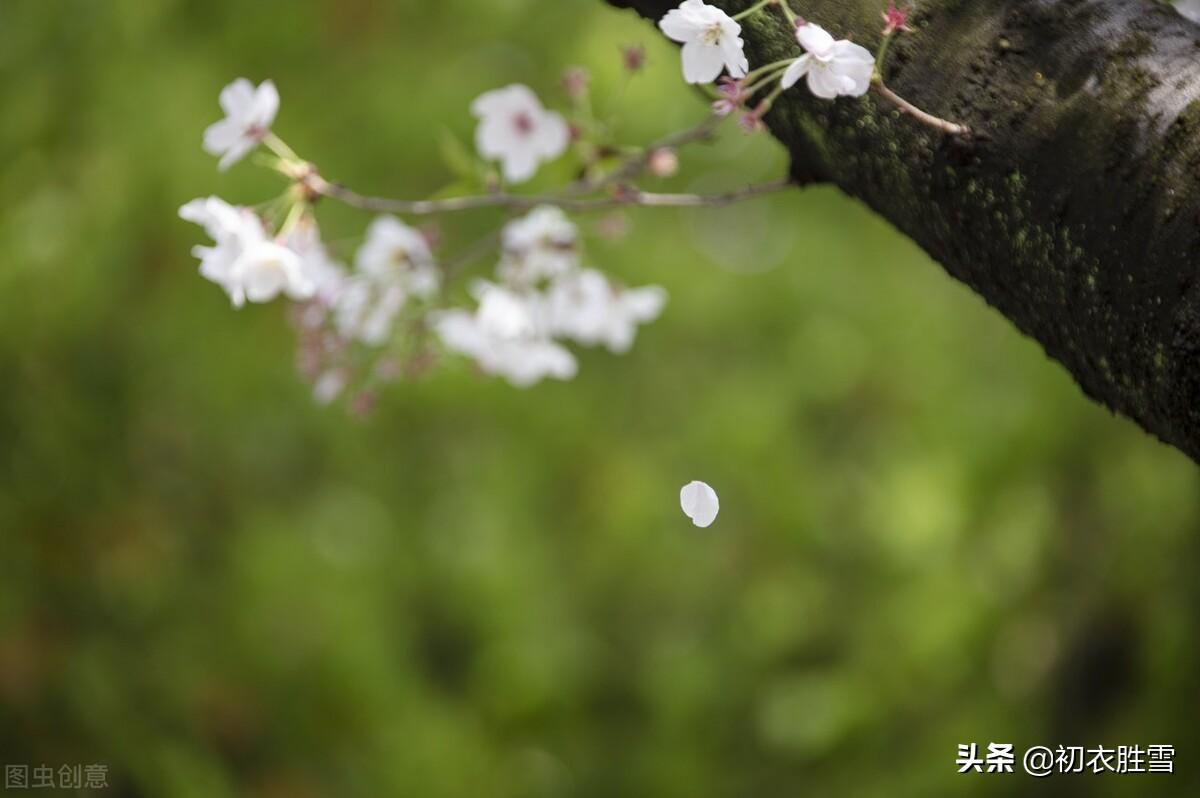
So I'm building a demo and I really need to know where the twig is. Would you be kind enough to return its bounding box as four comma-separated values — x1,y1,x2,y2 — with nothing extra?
871,83,971,137
306,172,791,215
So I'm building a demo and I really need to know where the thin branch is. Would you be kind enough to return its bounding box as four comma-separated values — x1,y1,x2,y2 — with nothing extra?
293,113,730,216
306,172,792,215
871,82,971,138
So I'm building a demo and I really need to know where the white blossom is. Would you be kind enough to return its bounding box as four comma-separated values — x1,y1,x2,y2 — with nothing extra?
332,216,440,345
434,282,577,388
781,23,875,100
659,0,749,85
180,196,261,302
472,85,570,184
334,279,410,346
355,216,439,292
313,369,350,406
498,205,580,285
1177,0,1200,22
203,78,279,171
286,221,349,305
228,240,316,306
544,269,667,353
680,481,720,528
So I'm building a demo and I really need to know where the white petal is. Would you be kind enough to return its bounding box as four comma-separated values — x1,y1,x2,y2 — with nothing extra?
680,39,726,84
796,24,835,57
471,84,539,119
780,55,812,90
832,42,876,97
720,30,749,78
807,66,845,100
202,118,243,154
658,2,706,42
216,137,256,171
500,145,541,184
622,285,668,323
253,79,280,127
218,78,256,117
680,481,720,528
532,110,570,160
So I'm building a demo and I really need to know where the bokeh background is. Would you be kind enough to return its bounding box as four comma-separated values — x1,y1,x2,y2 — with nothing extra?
2,1,1198,796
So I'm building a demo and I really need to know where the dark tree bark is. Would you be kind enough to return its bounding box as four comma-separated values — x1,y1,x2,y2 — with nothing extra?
608,0,1200,464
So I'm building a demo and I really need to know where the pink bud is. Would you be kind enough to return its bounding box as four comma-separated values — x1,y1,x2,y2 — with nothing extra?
350,391,377,419
562,67,590,101
647,148,679,178
622,44,646,73
882,2,913,35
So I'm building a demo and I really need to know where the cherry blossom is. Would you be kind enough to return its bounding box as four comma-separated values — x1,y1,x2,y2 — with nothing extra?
286,221,348,306
434,283,577,388
680,481,720,528
332,279,407,346
472,85,570,184
355,216,440,296
781,23,875,100
179,197,261,301
227,240,316,306
203,78,279,171
331,216,440,345
659,0,749,85
544,269,667,353
498,205,580,285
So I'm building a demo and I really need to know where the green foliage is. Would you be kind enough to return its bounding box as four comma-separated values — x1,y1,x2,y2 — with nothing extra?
0,1,1197,796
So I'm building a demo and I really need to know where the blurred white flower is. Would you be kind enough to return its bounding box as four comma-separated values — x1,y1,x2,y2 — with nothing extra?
1177,0,1200,22
434,282,577,388
499,205,580,285
180,197,261,306
228,240,316,306
680,481,720,528
472,85,570,183
286,221,348,305
781,23,875,99
181,196,317,307
334,279,410,346
544,269,667,353
313,369,350,406
331,216,441,345
659,0,749,85
355,216,439,294
203,78,279,171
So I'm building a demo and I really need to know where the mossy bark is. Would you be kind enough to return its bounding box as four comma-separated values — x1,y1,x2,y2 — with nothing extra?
610,0,1200,464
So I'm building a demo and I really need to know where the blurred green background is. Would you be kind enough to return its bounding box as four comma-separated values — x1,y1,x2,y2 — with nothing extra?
2,1,1198,796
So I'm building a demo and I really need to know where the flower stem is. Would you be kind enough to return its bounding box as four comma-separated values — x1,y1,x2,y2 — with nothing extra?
869,82,971,137
776,0,799,26
874,32,895,81
744,57,798,83
263,132,301,164
743,64,793,96
733,0,775,21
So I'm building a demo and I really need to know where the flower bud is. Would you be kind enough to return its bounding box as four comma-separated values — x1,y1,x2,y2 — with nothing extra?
647,148,679,178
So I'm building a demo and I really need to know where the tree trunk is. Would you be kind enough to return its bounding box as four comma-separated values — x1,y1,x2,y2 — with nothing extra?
608,0,1200,464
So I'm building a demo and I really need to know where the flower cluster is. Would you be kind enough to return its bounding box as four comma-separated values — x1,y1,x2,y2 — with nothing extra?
179,4,958,412
181,78,667,408
658,0,874,116
434,206,666,387
655,1,965,137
